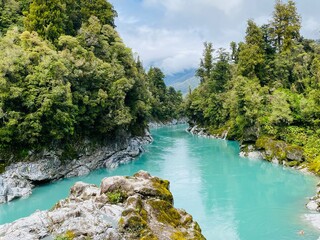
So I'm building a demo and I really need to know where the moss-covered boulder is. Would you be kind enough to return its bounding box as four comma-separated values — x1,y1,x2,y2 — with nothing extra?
0,171,205,240
255,136,304,164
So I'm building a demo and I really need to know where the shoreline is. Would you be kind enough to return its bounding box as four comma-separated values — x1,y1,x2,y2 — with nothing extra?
0,132,153,204
187,124,320,232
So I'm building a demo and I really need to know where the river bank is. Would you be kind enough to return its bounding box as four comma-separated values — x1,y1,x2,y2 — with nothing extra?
0,132,152,204
187,124,320,232
0,171,205,240
148,118,188,128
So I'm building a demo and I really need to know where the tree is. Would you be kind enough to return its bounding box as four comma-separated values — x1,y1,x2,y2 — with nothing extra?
270,0,301,52
24,0,117,41
65,0,117,36
211,49,231,92
238,20,265,79
24,0,67,41
196,42,214,83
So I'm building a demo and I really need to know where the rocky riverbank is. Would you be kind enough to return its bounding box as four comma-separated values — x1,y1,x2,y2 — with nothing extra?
0,133,152,204
187,125,229,139
148,118,188,128
0,171,205,240
187,124,320,231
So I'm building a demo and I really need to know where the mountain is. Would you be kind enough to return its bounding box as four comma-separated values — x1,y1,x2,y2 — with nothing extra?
165,68,200,95
164,69,196,86
171,76,200,95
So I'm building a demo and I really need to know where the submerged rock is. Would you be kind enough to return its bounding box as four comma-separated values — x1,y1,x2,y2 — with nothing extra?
0,134,152,204
0,171,206,240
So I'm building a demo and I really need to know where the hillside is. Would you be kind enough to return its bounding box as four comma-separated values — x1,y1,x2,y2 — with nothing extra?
171,76,200,95
0,0,183,170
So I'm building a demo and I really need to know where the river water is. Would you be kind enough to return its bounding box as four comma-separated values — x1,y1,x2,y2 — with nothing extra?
0,125,319,239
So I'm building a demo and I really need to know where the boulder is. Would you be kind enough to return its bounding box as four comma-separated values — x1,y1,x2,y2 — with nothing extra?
0,171,205,240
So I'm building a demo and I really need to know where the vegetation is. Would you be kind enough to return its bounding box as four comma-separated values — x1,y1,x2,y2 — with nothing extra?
54,230,75,240
107,190,127,204
0,0,182,166
185,0,320,173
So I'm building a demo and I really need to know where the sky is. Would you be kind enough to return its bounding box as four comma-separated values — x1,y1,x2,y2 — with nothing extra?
109,0,320,76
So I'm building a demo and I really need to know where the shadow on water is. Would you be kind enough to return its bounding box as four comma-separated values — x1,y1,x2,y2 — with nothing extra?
0,124,319,240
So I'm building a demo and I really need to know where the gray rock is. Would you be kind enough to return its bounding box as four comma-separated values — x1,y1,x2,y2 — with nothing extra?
0,172,205,240
286,147,304,162
306,200,319,211
148,118,187,128
0,134,152,204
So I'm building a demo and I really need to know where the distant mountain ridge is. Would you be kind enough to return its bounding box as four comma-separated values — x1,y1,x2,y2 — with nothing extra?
165,69,200,95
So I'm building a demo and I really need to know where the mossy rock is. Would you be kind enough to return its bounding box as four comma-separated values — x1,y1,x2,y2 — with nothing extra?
148,199,182,227
150,178,173,203
286,161,299,167
171,231,188,240
255,137,286,161
106,190,127,204
54,230,75,240
0,163,6,174
285,145,304,162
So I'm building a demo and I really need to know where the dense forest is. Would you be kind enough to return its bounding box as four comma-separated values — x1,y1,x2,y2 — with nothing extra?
185,0,320,173
0,0,182,167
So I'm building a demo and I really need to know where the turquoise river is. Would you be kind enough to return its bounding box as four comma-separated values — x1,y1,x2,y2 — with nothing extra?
0,125,320,239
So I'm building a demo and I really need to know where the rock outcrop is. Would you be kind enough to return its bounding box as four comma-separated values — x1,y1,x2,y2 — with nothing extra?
0,171,206,240
239,137,305,166
148,118,188,128
0,134,152,204
187,125,229,139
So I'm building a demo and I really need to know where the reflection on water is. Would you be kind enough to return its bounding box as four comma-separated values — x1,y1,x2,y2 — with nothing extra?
0,125,319,240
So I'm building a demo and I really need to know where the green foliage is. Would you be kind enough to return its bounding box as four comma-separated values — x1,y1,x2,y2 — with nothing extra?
0,0,23,34
107,190,127,204
185,0,320,172
24,0,67,41
23,0,117,41
270,0,301,52
148,67,183,122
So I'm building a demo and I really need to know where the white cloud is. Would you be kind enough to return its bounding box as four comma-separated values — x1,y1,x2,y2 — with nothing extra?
111,0,320,75
119,25,204,74
143,0,243,15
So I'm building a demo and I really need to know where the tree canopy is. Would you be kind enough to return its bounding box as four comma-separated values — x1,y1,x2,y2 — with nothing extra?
0,0,182,164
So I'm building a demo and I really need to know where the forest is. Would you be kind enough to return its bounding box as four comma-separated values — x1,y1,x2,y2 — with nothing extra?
0,0,182,167
185,0,320,173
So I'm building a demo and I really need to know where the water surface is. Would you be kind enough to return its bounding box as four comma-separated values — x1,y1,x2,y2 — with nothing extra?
0,125,319,239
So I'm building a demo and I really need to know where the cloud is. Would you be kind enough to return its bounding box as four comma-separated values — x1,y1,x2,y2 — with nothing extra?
119,25,204,74
110,0,320,75
143,0,243,15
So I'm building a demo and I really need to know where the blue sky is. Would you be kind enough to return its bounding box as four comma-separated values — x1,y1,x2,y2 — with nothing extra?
109,0,320,75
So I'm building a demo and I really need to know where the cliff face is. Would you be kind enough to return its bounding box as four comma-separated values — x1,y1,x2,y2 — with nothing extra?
0,171,206,240
0,133,152,204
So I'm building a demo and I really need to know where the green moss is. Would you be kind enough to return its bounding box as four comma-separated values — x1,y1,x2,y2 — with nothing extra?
182,215,193,225
286,161,299,167
54,230,75,240
118,217,125,226
0,163,6,174
171,232,187,240
106,190,127,204
123,215,148,234
151,178,173,203
256,136,287,160
148,199,181,227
